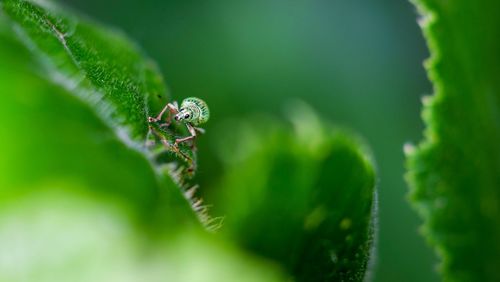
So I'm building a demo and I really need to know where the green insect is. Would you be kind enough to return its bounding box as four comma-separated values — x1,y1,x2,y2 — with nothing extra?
148,97,209,146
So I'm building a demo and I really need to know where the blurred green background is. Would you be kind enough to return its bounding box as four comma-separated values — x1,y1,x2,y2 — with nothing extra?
5,0,437,281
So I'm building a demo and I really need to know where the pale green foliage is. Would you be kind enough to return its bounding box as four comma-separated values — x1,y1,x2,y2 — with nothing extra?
1,0,200,226
0,0,379,281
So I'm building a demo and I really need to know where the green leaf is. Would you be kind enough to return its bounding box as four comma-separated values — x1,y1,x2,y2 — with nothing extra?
0,17,285,282
211,103,377,281
0,31,193,231
406,0,500,281
2,0,163,139
0,186,286,282
0,0,203,227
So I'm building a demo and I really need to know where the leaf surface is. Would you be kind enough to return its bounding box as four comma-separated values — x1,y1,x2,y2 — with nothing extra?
0,13,285,282
1,0,202,228
407,0,500,280
0,186,286,282
212,104,377,281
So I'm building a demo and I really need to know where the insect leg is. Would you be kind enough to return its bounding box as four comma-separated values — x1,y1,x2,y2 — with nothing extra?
194,127,206,134
175,123,197,145
148,101,179,124
163,101,180,126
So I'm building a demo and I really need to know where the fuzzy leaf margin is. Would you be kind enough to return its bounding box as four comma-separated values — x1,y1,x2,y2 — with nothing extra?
406,0,500,281
0,0,205,228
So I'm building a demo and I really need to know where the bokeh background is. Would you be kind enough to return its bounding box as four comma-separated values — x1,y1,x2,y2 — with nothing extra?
14,0,437,281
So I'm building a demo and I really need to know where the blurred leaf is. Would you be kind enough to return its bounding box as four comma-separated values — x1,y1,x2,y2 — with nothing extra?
0,10,286,282
0,32,196,231
212,104,377,281
0,0,203,227
0,186,286,282
406,0,500,281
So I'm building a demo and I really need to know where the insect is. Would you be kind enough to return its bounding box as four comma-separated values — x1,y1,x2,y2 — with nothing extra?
148,97,209,146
